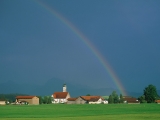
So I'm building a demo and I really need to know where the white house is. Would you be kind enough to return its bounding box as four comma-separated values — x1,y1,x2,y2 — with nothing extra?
85,96,104,104
52,84,71,104
103,100,108,104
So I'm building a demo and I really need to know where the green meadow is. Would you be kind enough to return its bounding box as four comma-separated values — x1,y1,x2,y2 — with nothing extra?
0,104,160,120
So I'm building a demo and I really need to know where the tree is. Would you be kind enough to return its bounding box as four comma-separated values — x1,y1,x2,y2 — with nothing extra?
38,96,43,104
108,95,113,104
43,96,48,104
138,95,147,103
108,91,119,104
119,94,124,103
0,93,29,102
112,91,119,103
47,96,52,104
143,84,158,103
0,95,6,101
43,96,52,104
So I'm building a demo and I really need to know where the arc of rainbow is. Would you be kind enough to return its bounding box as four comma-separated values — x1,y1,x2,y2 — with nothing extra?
35,0,127,95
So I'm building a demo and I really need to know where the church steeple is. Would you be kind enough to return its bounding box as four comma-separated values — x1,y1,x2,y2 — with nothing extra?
63,84,67,92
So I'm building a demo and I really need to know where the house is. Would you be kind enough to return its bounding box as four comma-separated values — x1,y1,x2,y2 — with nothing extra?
52,84,71,104
101,96,109,104
16,96,39,105
74,96,86,104
72,96,104,104
67,98,77,104
155,100,160,104
52,92,70,103
123,96,140,104
0,99,5,105
81,96,104,104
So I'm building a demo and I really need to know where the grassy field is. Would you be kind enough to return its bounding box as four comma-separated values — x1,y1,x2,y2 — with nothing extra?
0,104,160,120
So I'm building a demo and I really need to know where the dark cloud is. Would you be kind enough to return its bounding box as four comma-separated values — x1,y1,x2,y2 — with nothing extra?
0,0,160,95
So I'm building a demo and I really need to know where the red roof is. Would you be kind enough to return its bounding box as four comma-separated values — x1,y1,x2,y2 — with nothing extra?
67,98,77,101
80,96,102,101
16,96,37,99
123,96,139,103
53,92,68,98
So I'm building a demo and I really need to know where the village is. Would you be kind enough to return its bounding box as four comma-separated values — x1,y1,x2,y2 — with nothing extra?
0,84,143,105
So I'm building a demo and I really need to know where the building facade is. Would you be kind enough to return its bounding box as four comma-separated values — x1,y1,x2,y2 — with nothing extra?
67,96,105,104
0,100,5,105
16,96,39,105
52,84,71,104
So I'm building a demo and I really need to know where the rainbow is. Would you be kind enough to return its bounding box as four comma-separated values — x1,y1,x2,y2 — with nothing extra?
35,0,127,95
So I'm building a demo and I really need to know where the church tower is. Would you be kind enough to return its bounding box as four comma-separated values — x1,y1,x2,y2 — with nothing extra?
63,84,67,92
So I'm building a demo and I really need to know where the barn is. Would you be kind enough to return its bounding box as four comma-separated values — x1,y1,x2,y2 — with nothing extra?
67,98,77,104
80,96,104,104
68,96,105,104
123,96,140,104
16,96,39,105
156,100,160,104
0,99,6,105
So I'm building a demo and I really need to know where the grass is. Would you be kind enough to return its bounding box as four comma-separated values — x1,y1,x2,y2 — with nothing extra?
0,104,160,120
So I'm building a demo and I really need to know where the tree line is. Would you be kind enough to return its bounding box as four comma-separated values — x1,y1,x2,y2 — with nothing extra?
107,84,160,104
38,96,53,104
107,91,124,104
0,93,28,102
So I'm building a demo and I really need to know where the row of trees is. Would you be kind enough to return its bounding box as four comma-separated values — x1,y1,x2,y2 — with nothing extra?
107,84,159,104
108,91,124,104
0,93,29,103
38,96,53,104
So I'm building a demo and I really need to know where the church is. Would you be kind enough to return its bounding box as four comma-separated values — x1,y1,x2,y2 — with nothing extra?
51,84,71,104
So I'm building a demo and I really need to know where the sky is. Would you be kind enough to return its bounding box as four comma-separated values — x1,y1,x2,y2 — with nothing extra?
1,0,160,94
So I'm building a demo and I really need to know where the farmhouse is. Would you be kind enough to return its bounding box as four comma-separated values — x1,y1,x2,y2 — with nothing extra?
123,96,140,104
52,84,71,104
155,100,160,104
67,98,77,104
67,96,105,104
0,99,5,105
81,96,104,104
16,96,39,105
